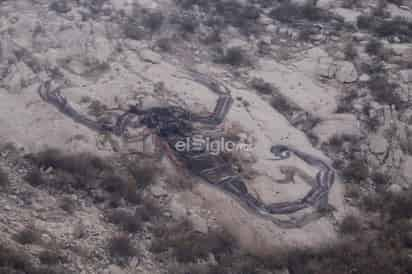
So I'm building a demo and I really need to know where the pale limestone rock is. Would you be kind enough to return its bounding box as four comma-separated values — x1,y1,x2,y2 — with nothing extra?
258,15,272,25
332,8,361,24
335,61,358,83
227,38,249,49
369,135,389,154
387,184,403,194
359,74,370,82
104,265,127,274
150,185,168,198
189,214,208,234
400,69,412,83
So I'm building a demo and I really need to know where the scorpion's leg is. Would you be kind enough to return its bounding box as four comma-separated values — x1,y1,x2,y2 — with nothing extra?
153,135,187,173
192,95,234,125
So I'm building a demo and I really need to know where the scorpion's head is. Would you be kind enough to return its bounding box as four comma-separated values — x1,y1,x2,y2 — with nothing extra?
139,107,192,137
269,145,292,160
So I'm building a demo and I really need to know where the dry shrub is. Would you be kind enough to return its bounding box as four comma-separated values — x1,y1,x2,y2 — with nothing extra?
0,168,9,189
151,220,233,263
107,209,141,233
341,159,369,183
344,42,358,60
270,94,298,116
0,245,68,274
127,161,157,190
24,168,46,187
368,74,402,109
59,196,76,214
108,234,138,261
214,47,252,67
38,249,64,265
135,196,162,222
340,215,362,234
13,227,42,245
270,2,334,23
250,77,277,95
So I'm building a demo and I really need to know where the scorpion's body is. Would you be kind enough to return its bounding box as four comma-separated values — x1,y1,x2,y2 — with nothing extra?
38,78,336,228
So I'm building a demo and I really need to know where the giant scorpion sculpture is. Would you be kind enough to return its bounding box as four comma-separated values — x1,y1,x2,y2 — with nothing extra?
38,74,335,228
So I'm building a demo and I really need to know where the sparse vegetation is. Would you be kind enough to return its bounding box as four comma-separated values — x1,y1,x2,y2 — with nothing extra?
214,47,251,67
24,168,46,187
108,235,138,262
107,209,141,233
14,227,41,245
0,168,9,189
156,37,173,52
270,2,335,23
171,13,199,36
175,0,261,36
38,249,63,265
151,220,233,263
135,196,162,222
400,129,412,155
0,245,67,274
59,196,76,214
342,159,370,183
250,78,277,95
270,94,298,116
24,149,151,207
344,42,358,60
340,215,362,234
127,161,157,190
342,0,362,9
387,0,403,5
368,74,402,108
365,38,384,56
142,10,164,33
123,19,145,40
357,15,412,42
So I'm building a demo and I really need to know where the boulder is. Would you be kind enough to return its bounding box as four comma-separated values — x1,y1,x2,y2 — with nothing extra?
400,69,412,83
332,8,361,24
369,134,389,154
359,74,370,82
387,184,403,194
335,61,358,83
150,185,168,198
